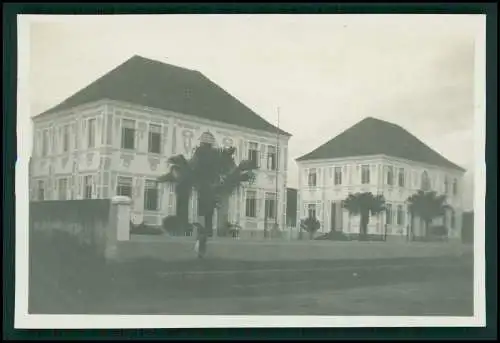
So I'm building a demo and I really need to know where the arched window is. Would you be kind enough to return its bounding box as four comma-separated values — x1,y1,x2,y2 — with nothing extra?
199,131,216,146
421,171,430,191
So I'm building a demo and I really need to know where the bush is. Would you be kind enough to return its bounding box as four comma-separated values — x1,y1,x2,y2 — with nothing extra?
300,217,321,239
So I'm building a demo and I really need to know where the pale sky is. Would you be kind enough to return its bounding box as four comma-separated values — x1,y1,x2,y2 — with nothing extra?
25,14,483,210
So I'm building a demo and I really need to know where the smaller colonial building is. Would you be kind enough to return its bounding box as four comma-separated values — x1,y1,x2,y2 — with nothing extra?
295,117,466,240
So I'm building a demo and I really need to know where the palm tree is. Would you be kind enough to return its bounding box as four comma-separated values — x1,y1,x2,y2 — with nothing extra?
342,192,386,241
159,142,257,238
406,190,449,240
157,154,194,226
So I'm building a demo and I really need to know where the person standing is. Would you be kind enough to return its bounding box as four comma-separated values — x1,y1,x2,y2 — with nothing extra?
194,223,207,259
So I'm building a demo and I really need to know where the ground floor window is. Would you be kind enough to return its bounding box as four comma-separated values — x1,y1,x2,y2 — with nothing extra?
386,204,393,225
144,180,159,211
307,203,316,219
58,178,68,200
117,176,133,197
37,180,45,201
245,190,257,218
83,175,93,199
265,192,276,219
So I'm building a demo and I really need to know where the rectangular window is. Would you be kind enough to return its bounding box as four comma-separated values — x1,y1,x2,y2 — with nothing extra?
248,142,259,168
361,165,370,184
245,190,257,218
444,176,449,194
148,124,162,154
42,130,49,157
37,180,45,201
63,125,70,153
334,167,342,185
308,168,317,187
267,145,277,171
398,168,405,187
58,178,68,200
121,119,136,150
84,175,93,199
265,192,276,219
386,204,393,225
387,166,394,185
144,180,159,211
88,118,96,148
452,179,458,195
307,203,317,219
397,205,404,225
116,176,133,197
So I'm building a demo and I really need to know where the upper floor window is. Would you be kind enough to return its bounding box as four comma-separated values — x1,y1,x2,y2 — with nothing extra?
361,165,370,184
148,124,162,154
267,145,277,171
121,119,136,150
88,118,96,148
62,125,70,153
421,171,431,191
308,168,317,187
41,130,49,157
398,168,405,187
387,166,394,186
452,178,458,196
307,203,317,219
444,176,449,194
334,167,342,185
245,190,257,218
248,142,259,168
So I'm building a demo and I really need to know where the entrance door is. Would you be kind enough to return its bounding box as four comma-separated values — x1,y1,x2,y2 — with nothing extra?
331,202,337,231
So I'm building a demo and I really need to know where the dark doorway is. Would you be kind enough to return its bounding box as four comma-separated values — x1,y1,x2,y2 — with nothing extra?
331,202,336,231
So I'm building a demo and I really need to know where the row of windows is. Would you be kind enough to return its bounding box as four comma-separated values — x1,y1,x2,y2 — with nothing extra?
35,176,161,211
305,203,457,228
36,177,279,218
306,166,459,195
38,121,282,172
245,191,277,219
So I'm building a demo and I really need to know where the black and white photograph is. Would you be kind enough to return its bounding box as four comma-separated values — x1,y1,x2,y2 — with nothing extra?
15,14,486,329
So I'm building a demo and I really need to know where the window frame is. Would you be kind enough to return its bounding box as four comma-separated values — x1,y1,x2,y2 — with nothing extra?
361,165,370,184
308,168,317,187
148,123,162,154
116,176,133,197
88,118,97,149
245,190,257,218
334,166,342,185
121,119,136,150
144,179,160,211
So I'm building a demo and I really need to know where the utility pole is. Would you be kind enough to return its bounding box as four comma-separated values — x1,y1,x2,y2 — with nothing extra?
276,107,280,234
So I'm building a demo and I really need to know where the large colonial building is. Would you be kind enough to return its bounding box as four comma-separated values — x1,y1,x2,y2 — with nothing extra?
296,117,466,240
30,55,291,237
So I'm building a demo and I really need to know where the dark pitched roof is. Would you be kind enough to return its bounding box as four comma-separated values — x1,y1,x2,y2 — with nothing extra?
296,117,465,172
36,55,290,136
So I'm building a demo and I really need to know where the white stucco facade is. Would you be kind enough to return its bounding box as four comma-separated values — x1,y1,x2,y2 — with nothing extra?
30,99,290,236
296,155,465,240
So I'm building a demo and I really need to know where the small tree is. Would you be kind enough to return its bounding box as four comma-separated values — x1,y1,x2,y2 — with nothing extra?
343,192,386,241
300,216,321,240
407,190,449,240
